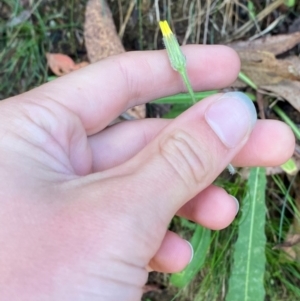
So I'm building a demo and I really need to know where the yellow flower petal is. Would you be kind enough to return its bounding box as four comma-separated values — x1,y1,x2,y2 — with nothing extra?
159,20,172,37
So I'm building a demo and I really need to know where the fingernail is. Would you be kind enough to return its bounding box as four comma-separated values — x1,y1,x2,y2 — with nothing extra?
231,195,240,215
205,92,257,148
185,240,194,264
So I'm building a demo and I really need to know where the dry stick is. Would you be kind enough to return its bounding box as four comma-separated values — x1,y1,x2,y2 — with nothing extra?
227,0,285,42
154,0,160,50
196,0,201,44
221,1,229,37
256,91,266,120
203,0,211,44
119,0,135,39
154,0,160,22
182,1,195,45
249,14,286,41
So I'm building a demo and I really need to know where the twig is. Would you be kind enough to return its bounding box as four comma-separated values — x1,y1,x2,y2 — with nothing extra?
249,14,286,41
203,0,211,44
196,0,201,44
227,0,285,42
119,0,136,39
256,91,266,119
154,0,160,22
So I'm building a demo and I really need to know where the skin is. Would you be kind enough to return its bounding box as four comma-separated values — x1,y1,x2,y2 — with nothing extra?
0,45,295,300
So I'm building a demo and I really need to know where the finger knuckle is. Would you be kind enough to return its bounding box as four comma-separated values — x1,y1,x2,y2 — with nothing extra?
159,130,210,186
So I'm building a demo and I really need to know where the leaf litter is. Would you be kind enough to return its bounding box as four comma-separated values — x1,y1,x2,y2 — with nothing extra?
229,32,300,113
46,53,89,76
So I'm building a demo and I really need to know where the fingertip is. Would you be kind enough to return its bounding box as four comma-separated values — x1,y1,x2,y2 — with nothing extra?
274,121,295,164
148,231,192,273
234,120,295,167
180,45,241,90
178,185,238,230
214,45,241,85
203,45,241,87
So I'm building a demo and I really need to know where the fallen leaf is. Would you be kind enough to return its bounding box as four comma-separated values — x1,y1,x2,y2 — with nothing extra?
84,0,125,63
231,51,300,112
237,50,300,86
263,80,300,111
229,32,300,56
46,53,89,76
275,234,300,261
46,53,76,76
261,56,300,111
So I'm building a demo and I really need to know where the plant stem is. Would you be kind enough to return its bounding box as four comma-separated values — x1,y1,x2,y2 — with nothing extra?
238,72,258,90
180,68,196,103
273,105,300,140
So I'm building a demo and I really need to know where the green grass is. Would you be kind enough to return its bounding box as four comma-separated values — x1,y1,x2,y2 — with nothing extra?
0,0,85,99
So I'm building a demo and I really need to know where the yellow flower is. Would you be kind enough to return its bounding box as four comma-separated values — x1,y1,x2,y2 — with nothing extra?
159,20,186,73
159,20,172,37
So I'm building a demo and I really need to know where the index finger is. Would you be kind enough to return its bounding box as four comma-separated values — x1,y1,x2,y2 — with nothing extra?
25,45,240,135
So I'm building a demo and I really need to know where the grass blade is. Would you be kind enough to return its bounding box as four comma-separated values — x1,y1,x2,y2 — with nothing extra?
226,167,267,301
170,225,211,288
153,91,218,104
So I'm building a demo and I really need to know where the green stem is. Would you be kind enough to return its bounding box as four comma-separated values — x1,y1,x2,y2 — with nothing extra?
238,72,258,90
180,69,196,103
273,105,300,139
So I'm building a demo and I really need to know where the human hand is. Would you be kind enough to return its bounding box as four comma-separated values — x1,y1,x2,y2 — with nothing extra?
0,46,294,300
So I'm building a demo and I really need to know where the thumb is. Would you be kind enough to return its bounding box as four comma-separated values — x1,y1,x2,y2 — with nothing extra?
115,92,257,225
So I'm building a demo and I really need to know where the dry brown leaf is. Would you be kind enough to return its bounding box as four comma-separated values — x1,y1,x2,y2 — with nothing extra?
229,34,300,113
275,234,300,261
229,32,300,56
261,56,300,111
84,0,125,63
238,50,300,86
46,53,76,76
263,80,300,111
231,53,300,112
46,53,89,76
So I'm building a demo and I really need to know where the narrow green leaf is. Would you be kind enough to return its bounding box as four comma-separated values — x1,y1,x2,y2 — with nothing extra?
162,104,191,118
273,105,300,140
153,91,256,104
153,91,218,104
238,72,258,90
226,167,267,301
170,225,211,288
